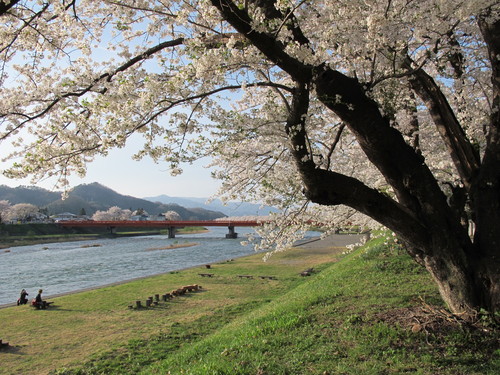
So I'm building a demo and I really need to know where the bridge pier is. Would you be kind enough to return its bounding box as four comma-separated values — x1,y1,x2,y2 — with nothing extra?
168,226,176,239
226,226,238,239
107,226,116,234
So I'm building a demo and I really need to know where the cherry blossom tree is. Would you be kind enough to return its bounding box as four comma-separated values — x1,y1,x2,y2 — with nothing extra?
0,1,499,319
92,206,132,221
0,199,11,223
2,203,40,223
133,208,147,216
163,210,181,221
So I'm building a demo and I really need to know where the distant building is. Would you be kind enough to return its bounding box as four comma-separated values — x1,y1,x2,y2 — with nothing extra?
149,213,168,221
130,214,149,221
31,212,50,223
51,212,78,222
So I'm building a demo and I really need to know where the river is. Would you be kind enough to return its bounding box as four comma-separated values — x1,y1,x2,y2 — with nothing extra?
0,227,322,306
0,227,265,306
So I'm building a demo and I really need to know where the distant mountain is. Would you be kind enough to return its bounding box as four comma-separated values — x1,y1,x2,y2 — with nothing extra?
143,194,278,217
0,185,61,206
0,183,226,220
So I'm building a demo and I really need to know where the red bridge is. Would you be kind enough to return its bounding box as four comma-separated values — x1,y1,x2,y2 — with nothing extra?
58,220,264,238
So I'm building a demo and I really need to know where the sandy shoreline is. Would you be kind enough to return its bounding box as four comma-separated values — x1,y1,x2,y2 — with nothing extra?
144,242,199,251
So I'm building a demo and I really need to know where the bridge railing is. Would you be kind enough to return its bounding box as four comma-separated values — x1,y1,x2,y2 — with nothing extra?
58,220,264,228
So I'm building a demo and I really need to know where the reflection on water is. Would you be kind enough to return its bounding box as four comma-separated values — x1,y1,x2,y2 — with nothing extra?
0,227,263,306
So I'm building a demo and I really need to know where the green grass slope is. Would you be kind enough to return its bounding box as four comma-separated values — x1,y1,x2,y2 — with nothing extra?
0,238,339,374
50,238,498,375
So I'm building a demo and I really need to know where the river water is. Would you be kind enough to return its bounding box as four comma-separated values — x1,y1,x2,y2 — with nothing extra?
0,227,278,306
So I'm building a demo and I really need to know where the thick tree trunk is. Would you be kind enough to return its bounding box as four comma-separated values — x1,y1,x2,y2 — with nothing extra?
427,252,500,319
211,0,500,319
311,67,499,318
419,233,495,319
300,159,498,318
474,256,500,314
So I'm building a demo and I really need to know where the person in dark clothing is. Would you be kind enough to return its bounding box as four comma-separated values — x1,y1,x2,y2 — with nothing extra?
17,289,29,305
33,289,44,309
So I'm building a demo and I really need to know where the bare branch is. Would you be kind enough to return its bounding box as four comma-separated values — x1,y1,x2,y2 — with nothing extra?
325,123,346,170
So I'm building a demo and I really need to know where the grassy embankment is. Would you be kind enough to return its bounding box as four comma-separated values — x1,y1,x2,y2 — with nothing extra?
0,236,498,375
0,223,207,249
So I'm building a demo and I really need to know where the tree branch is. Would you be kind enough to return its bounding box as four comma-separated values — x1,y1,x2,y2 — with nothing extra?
0,38,185,140
286,81,429,249
285,81,312,166
325,123,346,170
0,3,51,56
478,6,500,141
209,0,312,81
313,66,457,228
474,6,500,257
211,0,451,247
0,0,22,16
129,81,292,135
405,56,480,189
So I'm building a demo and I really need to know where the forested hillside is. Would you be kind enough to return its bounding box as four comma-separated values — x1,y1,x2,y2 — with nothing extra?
0,183,225,220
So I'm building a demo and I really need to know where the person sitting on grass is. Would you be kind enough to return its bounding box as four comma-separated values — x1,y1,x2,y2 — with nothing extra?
17,289,29,305
32,289,45,309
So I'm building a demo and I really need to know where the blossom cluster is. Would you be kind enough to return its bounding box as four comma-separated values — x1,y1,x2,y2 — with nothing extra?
0,0,497,252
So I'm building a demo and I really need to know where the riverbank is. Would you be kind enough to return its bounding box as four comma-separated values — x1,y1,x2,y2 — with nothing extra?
0,233,347,309
0,240,206,309
0,226,209,249
0,227,250,307
1,235,496,375
0,236,349,374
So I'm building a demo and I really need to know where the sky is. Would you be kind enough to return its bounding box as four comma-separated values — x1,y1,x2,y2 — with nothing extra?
0,145,221,199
